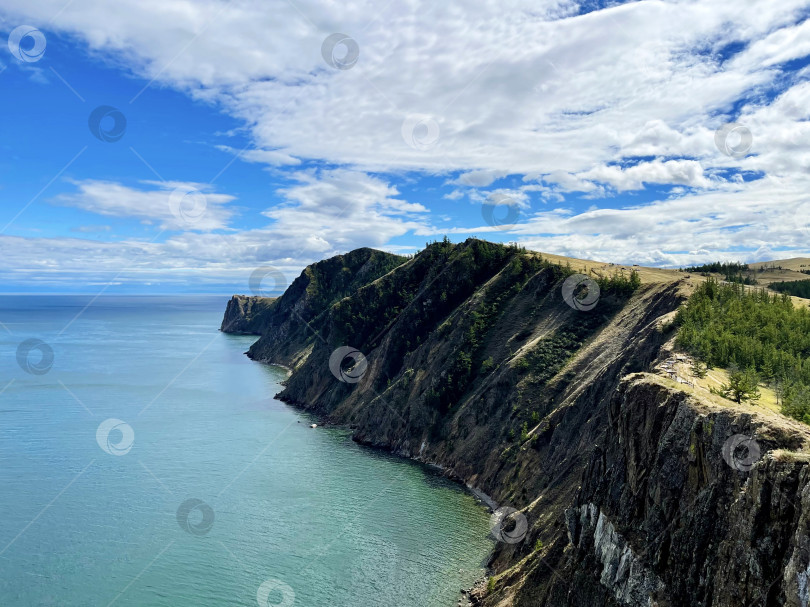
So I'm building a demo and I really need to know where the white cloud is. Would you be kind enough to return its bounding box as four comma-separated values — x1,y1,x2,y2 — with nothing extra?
573,159,713,192
469,188,531,208
215,145,302,167
450,170,508,187
509,177,810,265
728,17,810,70
0,169,432,289
71,225,111,233
2,0,810,288
264,168,431,249
55,180,236,231
3,0,807,177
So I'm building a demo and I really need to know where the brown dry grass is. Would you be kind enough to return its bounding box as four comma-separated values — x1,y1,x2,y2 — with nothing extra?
749,257,810,274
645,373,810,440
529,251,810,308
528,251,686,284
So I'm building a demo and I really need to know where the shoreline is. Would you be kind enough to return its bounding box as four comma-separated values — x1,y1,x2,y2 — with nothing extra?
263,359,497,606
275,390,500,510
287,401,498,606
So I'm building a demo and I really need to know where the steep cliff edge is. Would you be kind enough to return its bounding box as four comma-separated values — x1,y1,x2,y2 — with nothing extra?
222,247,406,367
220,295,274,334
221,240,810,606
550,375,810,607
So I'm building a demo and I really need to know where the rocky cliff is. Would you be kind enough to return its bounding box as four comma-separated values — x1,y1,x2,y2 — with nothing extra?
220,294,275,334
234,247,406,368
222,239,810,606
508,374,810,607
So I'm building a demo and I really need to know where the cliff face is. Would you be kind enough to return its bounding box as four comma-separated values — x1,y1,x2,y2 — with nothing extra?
555,375,810,607
220,295,274,334
222,247,406,368
221,240,810,606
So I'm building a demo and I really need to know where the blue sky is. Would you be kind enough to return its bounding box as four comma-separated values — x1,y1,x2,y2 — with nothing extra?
1,0,809,294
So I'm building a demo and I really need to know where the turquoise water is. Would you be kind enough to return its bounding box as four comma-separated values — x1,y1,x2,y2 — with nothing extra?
0,296,492,607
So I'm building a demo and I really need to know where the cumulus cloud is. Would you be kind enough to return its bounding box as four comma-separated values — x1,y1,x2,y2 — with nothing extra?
1,169,431,289
574,159,713,192
263,168,431,250
469,188,531,209
1,0,809,289
3,0,806,177
55,180,236,231
510,178,810,266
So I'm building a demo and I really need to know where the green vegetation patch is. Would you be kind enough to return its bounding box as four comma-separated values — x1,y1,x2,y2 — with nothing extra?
333,238,526,384
522,323,597,385
299,249,407,315
681,261,757,285
675,278,810,422
769,279,810,299
425,247,556,413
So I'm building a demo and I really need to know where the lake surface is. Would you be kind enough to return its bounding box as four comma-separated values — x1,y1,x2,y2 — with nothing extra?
0,296,493,607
